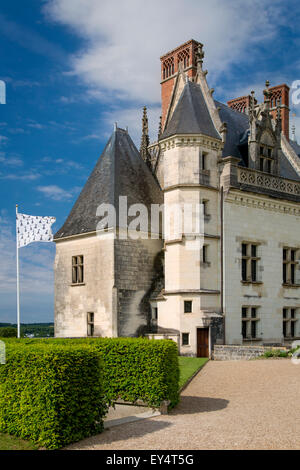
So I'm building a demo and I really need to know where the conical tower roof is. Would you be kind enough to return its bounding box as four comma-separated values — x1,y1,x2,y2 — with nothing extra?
54,127,163,239
161,80,220,140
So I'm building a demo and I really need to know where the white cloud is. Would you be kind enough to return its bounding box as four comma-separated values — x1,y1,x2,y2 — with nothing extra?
44,0,285,104
36,184,81,201
0,155,23,167
1,171,40,181
0,135,8,144
102,105,161,146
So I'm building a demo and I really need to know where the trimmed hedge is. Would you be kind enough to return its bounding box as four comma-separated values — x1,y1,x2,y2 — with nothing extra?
0,342,107,449
89,338,179,408
2,337,180,408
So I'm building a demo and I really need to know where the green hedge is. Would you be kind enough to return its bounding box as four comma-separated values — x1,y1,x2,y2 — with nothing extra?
88,338,179,408
0,342,107,449
1,337,180,408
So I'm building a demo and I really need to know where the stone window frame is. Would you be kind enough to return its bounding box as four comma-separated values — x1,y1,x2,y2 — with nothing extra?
184,300,193,314
283,307,298,339
182,332,190,346
87,312,94,337
241,306,260,341
241,242,261,284
283,247,299,287
72,255,84,284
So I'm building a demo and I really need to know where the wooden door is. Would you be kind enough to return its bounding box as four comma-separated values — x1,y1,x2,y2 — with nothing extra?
197,328,209,357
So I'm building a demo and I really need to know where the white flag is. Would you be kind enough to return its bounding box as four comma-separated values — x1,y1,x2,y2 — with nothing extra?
17,213,56,248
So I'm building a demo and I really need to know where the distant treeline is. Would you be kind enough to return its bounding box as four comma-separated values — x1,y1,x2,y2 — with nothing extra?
0,323,54,338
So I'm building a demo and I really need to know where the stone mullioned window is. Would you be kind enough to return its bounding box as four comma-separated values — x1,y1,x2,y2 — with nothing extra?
72,255,84,284
241,243,260,283
283,308,298,339
242,306,260,340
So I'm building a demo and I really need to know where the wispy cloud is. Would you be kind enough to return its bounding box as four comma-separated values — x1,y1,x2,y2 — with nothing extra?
1,171,41,181
36,184,81,201
44,0,287,104
0,135,8,144
0,153,23,167
0,12,65,61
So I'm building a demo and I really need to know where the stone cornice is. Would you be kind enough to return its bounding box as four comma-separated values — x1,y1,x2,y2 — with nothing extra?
225,189,300,215
163,183,219,192
159,134,223,151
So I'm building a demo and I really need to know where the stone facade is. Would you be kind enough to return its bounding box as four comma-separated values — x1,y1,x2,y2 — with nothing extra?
54,40,300,358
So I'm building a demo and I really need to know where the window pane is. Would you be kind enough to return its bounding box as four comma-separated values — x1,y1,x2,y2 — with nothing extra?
182,333,189,346
283,249,287,260
283,308,287,319
72,266,77,284
291,250,296,261
251,245,257,257
242,244,247,256
260,158,264,171
242,307,247,318
283,321,287,337
242,259,247,281
291,322,295,338
291,309,295,319
291,264,295,284
251,308,256,318
242,321,247,339
283,264,287,284
251,321,257,339
184,301,192,313
251,260,257,282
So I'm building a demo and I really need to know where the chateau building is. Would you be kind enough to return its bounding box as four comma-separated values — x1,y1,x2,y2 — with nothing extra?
54,40,300,357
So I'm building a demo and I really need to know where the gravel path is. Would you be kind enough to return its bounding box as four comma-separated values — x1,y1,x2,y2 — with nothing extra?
67,360,300,450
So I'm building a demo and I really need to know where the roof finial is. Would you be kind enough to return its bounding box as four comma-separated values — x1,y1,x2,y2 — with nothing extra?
158,115,162,140
114,122,117,132
263,80,271,109
292,124,296,141
140,106,150,165
195,43,204,70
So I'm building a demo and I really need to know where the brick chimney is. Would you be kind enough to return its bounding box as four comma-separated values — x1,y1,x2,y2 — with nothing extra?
267,84,290,140
160,39,201,128
227,95,253,114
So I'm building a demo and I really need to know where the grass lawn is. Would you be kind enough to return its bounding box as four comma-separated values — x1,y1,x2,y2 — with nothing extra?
179,356,209,389
0,433,37,451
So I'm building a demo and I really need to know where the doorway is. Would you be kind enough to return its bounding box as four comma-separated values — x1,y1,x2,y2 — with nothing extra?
197,328,209,357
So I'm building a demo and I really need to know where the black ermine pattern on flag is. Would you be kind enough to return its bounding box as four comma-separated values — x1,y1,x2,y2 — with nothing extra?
17,213,56,248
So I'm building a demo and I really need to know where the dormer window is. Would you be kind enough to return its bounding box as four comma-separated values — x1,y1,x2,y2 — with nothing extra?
259,144,274,174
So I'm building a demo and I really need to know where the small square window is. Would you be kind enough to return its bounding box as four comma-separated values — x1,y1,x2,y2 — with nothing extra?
184,301,192,313
182,333,189,346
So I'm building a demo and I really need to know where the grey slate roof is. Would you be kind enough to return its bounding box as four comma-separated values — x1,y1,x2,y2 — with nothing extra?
289,139,300,157
160,80,220,140
215,100,249,160
54,128,163,239
279,150,300,181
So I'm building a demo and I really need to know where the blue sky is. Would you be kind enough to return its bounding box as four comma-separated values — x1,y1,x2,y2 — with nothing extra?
1,0,300,323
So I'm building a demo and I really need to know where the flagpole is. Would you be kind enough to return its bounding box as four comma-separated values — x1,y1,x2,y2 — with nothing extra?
16,204,20,339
